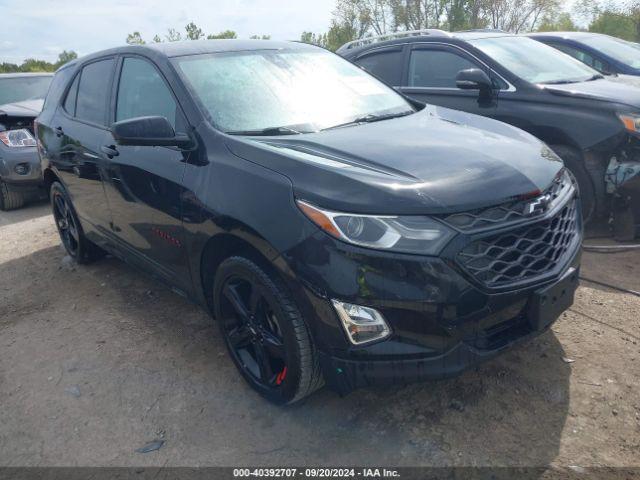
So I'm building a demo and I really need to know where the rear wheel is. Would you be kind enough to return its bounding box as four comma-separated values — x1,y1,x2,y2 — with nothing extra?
0,180,26,211
50,182,105,264
213,256,323,404
550,145,596,223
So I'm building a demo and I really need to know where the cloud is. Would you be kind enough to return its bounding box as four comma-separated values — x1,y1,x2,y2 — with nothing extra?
1,0,335,63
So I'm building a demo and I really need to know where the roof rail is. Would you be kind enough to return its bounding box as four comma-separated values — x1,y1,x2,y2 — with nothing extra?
337,29,450,52
455,28,508,34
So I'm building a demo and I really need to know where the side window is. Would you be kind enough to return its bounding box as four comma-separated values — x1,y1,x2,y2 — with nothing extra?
355,49,404,86
116,57,180,131
63,74,80,115
408,49,479,88
75,59,114,126
553,44,606,72
43,68,72,112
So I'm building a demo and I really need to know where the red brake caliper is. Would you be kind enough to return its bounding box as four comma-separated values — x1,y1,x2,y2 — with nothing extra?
276,366,287,385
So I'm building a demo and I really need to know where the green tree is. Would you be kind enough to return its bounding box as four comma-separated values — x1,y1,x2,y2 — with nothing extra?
126,31,146,45
54,50,78,69
537,12,579,32
589,10,637,40
152,35,163,43
185,22,204,40
207,30,238,39
250,34,272,40
165,28,183,42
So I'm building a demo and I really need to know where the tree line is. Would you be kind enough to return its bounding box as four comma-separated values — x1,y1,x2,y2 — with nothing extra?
0,50,78,74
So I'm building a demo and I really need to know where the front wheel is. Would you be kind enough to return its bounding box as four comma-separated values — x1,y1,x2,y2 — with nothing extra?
50,182,105,264
213,256,324,404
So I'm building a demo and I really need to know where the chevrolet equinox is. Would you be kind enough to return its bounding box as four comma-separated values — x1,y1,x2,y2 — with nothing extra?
36,40,582,404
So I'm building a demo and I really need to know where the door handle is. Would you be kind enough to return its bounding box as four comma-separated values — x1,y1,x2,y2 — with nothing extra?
55,126,64,137
101,145,119,158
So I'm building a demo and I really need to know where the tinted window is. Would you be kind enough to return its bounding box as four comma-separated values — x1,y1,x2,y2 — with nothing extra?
356,50,403,85
116,58,179,130
63,74,80,115
408,50,478,88
0,76,52,105
553,44,606,72
42,70,71,112
75,59,114,125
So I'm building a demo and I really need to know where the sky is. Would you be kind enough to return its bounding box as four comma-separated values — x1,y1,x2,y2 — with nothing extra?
0,0,336,64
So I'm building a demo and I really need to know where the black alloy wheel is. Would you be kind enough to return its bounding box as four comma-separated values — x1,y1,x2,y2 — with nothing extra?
52,186,80,257
50,181,105,264
214,256,323,404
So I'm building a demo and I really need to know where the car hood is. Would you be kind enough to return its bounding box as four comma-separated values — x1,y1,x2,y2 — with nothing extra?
226,105,564,215
0,99,44,118
543,78,640,109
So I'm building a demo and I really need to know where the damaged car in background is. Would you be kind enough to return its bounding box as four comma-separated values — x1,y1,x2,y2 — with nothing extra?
0,72,52,210
339,30,640,240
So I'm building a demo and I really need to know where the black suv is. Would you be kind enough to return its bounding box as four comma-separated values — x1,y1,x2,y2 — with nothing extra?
37,40,581,404
338,30,640,238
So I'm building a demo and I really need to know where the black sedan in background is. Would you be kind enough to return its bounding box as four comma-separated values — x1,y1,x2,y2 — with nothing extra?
528,31,640,77
36,40,581,403
339,30,640,239
0,73,52,210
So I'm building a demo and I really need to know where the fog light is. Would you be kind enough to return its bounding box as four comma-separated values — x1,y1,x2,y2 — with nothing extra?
332,300,390,345
14,163,30,175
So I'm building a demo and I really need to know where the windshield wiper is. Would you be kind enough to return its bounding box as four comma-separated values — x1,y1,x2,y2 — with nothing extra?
542,74,604,85
322,110,415,131
226,126,307,136
586,74,605,81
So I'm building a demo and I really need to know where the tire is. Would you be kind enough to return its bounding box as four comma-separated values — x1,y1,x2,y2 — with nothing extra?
0,179,26,211
213,256,324,404
550,145,596,223
50,182,105,264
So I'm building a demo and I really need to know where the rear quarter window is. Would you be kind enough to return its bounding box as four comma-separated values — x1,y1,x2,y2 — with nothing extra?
42,69,72,112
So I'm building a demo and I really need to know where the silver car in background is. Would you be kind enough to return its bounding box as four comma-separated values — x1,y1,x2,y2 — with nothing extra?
0,72,52,210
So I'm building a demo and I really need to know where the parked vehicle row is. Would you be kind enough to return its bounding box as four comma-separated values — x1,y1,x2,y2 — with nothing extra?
338,30,640,240
0,73,52,210
36,40,583,404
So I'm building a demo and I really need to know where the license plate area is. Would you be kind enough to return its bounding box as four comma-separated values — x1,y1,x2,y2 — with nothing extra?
528,267,579,331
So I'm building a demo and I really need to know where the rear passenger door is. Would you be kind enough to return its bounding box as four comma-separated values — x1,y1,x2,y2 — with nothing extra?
101,55,192,290
398,44,498,117
53,57,115,236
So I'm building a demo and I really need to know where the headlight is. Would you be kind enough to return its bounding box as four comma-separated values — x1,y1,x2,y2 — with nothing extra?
0,129,37,148
296,200,455,255
618,113,640,133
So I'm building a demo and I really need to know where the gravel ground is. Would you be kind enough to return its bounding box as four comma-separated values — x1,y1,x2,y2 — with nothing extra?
0,202,638,469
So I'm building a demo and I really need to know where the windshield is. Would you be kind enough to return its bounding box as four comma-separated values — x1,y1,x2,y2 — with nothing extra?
580,35,640,69
0,76,52,105
173,49,413,134
469,36,598,84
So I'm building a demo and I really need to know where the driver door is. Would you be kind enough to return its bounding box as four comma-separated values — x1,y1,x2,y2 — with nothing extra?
397,44,498,118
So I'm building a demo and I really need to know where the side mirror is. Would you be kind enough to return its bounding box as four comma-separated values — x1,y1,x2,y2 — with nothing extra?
456,68,494,94
111,116,192,148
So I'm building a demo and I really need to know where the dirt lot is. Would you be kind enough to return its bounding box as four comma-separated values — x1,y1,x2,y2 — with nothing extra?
0,202,639,470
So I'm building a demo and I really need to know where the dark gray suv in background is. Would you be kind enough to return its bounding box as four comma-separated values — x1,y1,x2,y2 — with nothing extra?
339,30,640,239
0,72,52,210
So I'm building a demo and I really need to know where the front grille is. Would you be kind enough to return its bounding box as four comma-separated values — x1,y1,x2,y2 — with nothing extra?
457,198,579,288
442,170,572,232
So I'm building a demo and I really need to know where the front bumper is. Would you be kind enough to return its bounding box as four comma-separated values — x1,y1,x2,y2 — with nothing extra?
0,145,43,187
283,195,582,394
